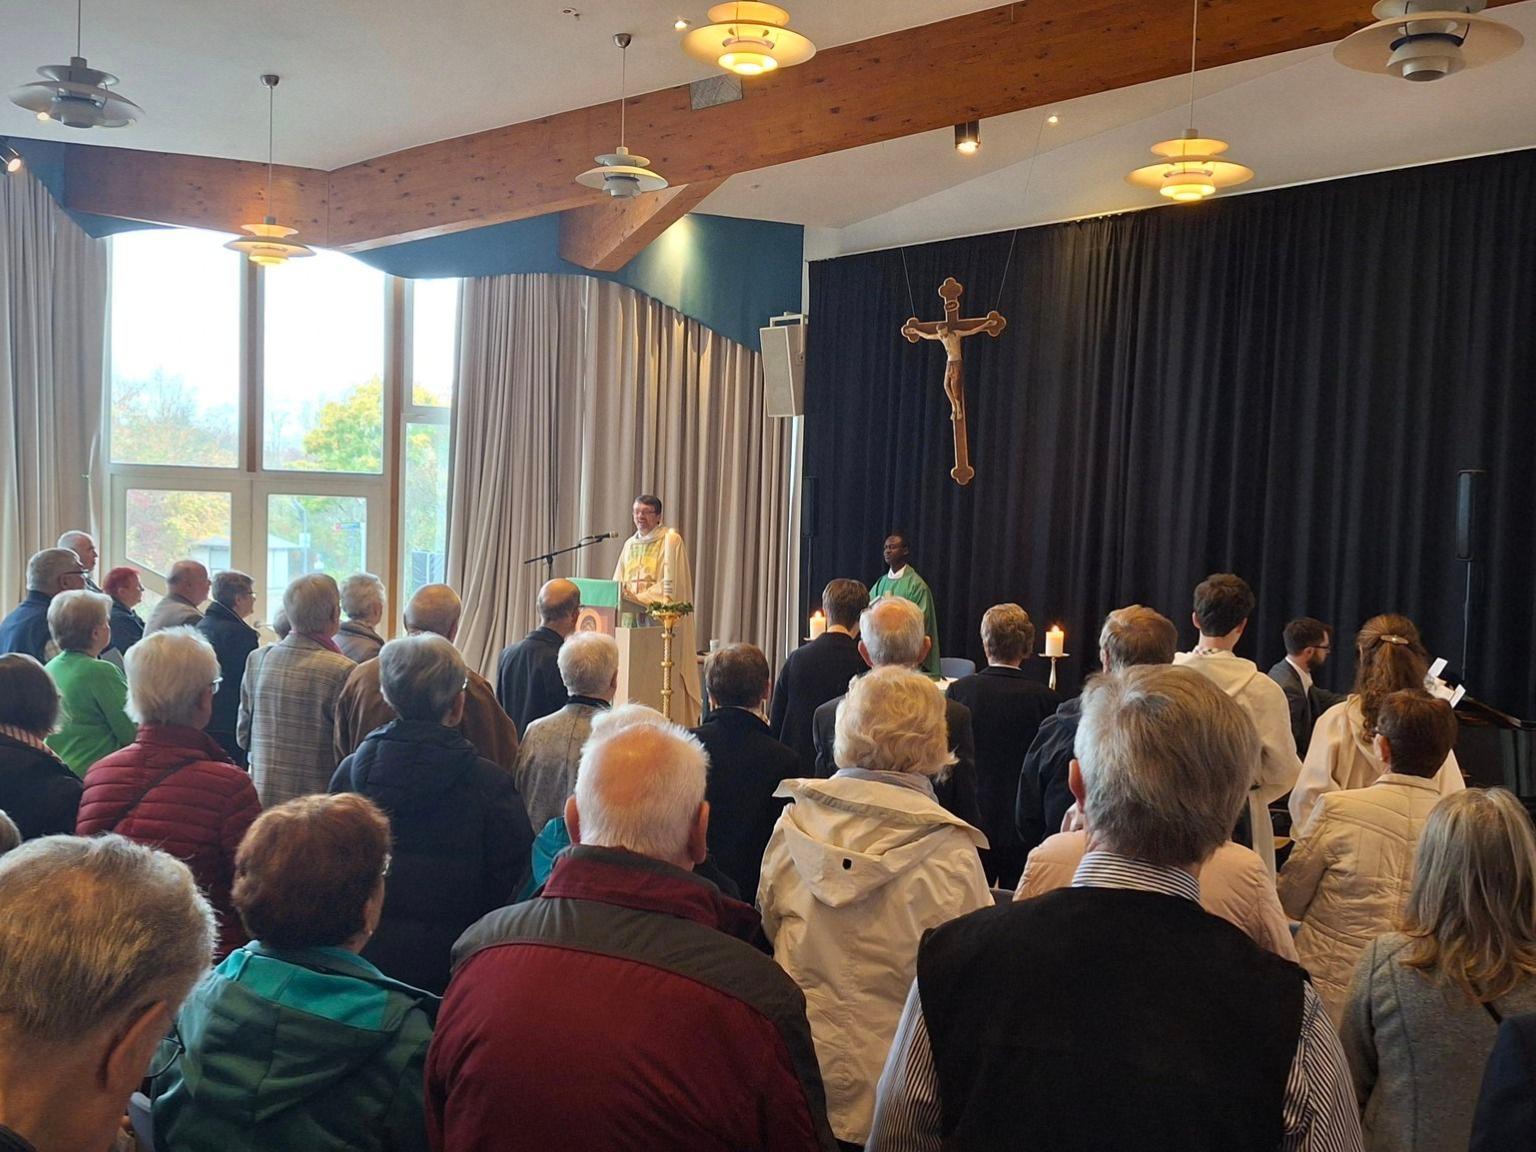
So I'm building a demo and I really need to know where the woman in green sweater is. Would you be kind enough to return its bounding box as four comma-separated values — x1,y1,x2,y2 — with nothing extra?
44,590,136,776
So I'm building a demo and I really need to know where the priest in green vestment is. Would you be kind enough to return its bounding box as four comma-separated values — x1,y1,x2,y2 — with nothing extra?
871,532,942,676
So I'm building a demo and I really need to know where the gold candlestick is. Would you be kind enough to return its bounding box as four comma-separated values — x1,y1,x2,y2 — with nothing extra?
1039,650,1069,692
655,609,680,720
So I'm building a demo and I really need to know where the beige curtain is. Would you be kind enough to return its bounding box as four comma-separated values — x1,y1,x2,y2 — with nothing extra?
448,274,791,680
0,172,107,608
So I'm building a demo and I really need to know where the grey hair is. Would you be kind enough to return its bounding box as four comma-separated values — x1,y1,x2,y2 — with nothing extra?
558,632,618,698
26,548,84,593
47,589,110,652
283,573,340,635
379,634,466,722
860,596,927,667
56,530,94,555
981,603,1035,664
1075,665,1258,866
575,706,707,861
211,570,254,609
340,573,386,622
0,835,214,1042
834,665,955,779
125,628,219,728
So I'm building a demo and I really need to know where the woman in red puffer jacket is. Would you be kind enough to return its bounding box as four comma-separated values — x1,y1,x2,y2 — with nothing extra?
77,626,261,958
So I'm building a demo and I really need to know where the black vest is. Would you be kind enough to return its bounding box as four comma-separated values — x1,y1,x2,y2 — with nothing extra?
917,885,1305,1152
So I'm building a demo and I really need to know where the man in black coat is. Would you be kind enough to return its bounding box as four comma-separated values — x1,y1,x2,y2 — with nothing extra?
769,578,869,774
692,643,801,901
1016,605,1178,855
812,596,982,829
496,578,580,737
197,570,261,768
947,604,1059,888
1266,617,1347,758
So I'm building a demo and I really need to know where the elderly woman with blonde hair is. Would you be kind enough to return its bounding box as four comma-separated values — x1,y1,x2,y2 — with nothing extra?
758,664,990,1149
1342,788,1536,1151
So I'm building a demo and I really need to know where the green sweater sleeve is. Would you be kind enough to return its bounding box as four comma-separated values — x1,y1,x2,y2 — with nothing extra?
94,661,138,747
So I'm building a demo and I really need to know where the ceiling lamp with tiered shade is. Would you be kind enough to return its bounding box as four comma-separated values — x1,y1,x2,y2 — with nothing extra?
10,0,142,129
682,3,816,76
1127,0,1254,204
1334,0,1522,81
576,33,669,199
224,75,314,268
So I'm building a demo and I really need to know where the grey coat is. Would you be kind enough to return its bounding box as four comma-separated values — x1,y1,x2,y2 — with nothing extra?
512,699,607,832
1341,932,1536,1151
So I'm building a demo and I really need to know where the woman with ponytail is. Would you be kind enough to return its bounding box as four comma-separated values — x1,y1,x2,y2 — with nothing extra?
1288,614,1463,831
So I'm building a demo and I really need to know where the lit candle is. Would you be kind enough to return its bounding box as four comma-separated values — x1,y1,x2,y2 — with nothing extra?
809,610,826,639
1045,625,1065,658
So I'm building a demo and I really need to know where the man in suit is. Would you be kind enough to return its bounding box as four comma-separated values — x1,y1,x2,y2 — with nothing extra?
496,579,580,736
813,596,981,829
1267,617,1346,758
145,560,211,634
769,578,869,773
1017,605,1177,855
947,604,1059,888
693,643,802,901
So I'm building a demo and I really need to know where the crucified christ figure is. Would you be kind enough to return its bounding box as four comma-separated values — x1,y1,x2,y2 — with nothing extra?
901,277,1007,486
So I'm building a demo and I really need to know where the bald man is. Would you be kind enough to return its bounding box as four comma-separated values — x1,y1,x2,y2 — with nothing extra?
145,560,211,634
334,584,521,771
496,579,582,735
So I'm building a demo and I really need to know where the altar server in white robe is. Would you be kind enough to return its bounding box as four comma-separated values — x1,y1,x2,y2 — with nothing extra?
613,494,702,722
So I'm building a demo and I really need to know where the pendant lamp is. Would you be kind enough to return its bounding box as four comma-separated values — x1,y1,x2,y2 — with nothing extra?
10,0,142,129
1334,0,1522,81
576,34,669,199
225,75,314,267
682,3,816,76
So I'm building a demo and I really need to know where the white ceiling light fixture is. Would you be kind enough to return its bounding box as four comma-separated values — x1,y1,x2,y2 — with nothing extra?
1,141,23,174
1334,0,1522,82
682,3,816,76
576,33,669,199
224,75,314,268
1127,0,1253,203
10,0,142,129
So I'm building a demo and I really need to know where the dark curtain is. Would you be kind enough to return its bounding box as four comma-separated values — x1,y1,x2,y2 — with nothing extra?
804,148,1536,717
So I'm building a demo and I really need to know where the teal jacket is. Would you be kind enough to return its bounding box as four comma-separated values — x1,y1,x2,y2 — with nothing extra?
153,942,437,1152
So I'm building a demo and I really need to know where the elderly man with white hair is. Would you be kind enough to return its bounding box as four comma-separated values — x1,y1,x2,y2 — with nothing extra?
77,627,261,959
331,633,532,995
0,548,90,663
0,834,215,1152
56,530,100,590
811,595,981,827
426,707,839,1152
239,574,356,806
513,631,619,832
866,665,1362,1152
334,572,387,663
334,584,520,772
145,560,212,635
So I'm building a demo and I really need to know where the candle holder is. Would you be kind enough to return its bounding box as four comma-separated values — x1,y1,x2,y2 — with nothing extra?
1039,650,1069,692
649,600,694,721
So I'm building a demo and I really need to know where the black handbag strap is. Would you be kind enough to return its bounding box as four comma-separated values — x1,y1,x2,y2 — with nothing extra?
1484,999,1505,1025
108,756,201,832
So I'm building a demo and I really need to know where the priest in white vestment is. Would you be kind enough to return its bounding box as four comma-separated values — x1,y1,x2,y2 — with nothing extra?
613,494,702,722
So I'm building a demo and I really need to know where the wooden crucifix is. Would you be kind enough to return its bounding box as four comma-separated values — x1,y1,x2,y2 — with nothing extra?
901,277,1006,486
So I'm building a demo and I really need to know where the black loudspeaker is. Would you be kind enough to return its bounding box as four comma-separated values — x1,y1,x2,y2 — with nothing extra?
803,477,819,538
1456,468,1487,562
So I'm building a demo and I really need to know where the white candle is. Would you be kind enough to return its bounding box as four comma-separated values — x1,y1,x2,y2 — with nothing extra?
809,610,826,639
1045,625,1065,658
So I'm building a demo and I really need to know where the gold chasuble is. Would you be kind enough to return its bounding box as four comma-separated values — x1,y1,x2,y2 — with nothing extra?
613,524,702,722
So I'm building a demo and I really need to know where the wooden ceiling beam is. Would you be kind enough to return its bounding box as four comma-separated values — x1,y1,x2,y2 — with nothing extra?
53,0,1520,251
557,179,723,272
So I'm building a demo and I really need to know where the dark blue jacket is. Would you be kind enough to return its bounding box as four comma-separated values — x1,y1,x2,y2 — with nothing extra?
495,627,565,736
197,601,260,767
0,591,53,663
1471,1012,1536,1151
108,598,145,659
331,720,534,994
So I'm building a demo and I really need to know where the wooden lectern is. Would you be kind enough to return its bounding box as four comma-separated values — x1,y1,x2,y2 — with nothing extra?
570,578,664,712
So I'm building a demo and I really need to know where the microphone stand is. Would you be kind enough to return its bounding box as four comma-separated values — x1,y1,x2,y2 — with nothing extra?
523,532,618,581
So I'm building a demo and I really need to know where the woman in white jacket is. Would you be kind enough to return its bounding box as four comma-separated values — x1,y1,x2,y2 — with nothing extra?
1289,614,1463,831
1279,690,1460,1022
758,665,991,1149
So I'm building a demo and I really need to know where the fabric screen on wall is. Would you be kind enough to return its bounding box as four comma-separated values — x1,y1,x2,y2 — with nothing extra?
803,149,1536,717
0,171,107,608
449,274,792,681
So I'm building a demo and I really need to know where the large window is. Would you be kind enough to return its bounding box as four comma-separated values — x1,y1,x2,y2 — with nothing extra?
106,228,457,626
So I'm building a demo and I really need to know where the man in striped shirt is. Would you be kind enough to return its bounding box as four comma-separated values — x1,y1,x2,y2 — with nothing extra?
866,665,1362,1152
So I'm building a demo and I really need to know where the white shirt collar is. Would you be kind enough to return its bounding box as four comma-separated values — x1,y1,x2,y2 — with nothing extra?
887,565,908,580
1285,655,1314,691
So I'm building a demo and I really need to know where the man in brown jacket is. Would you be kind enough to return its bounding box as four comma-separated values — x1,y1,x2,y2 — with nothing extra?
334,584,520,771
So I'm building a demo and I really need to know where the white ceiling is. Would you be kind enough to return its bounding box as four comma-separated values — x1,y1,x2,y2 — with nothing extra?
1,0,1002,168
701,1,1536,257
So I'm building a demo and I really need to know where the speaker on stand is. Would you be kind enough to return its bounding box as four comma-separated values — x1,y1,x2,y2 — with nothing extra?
1456,468,1486,680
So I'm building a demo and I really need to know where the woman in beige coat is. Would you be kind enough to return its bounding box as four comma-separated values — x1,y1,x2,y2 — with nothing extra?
1279,691,1459,1021
758,665,991,1148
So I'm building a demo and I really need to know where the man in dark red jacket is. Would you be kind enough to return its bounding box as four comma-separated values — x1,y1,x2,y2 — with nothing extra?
426,707,838,1152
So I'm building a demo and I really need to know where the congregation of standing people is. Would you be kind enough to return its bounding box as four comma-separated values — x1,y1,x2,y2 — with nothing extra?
4,526,1536,1152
